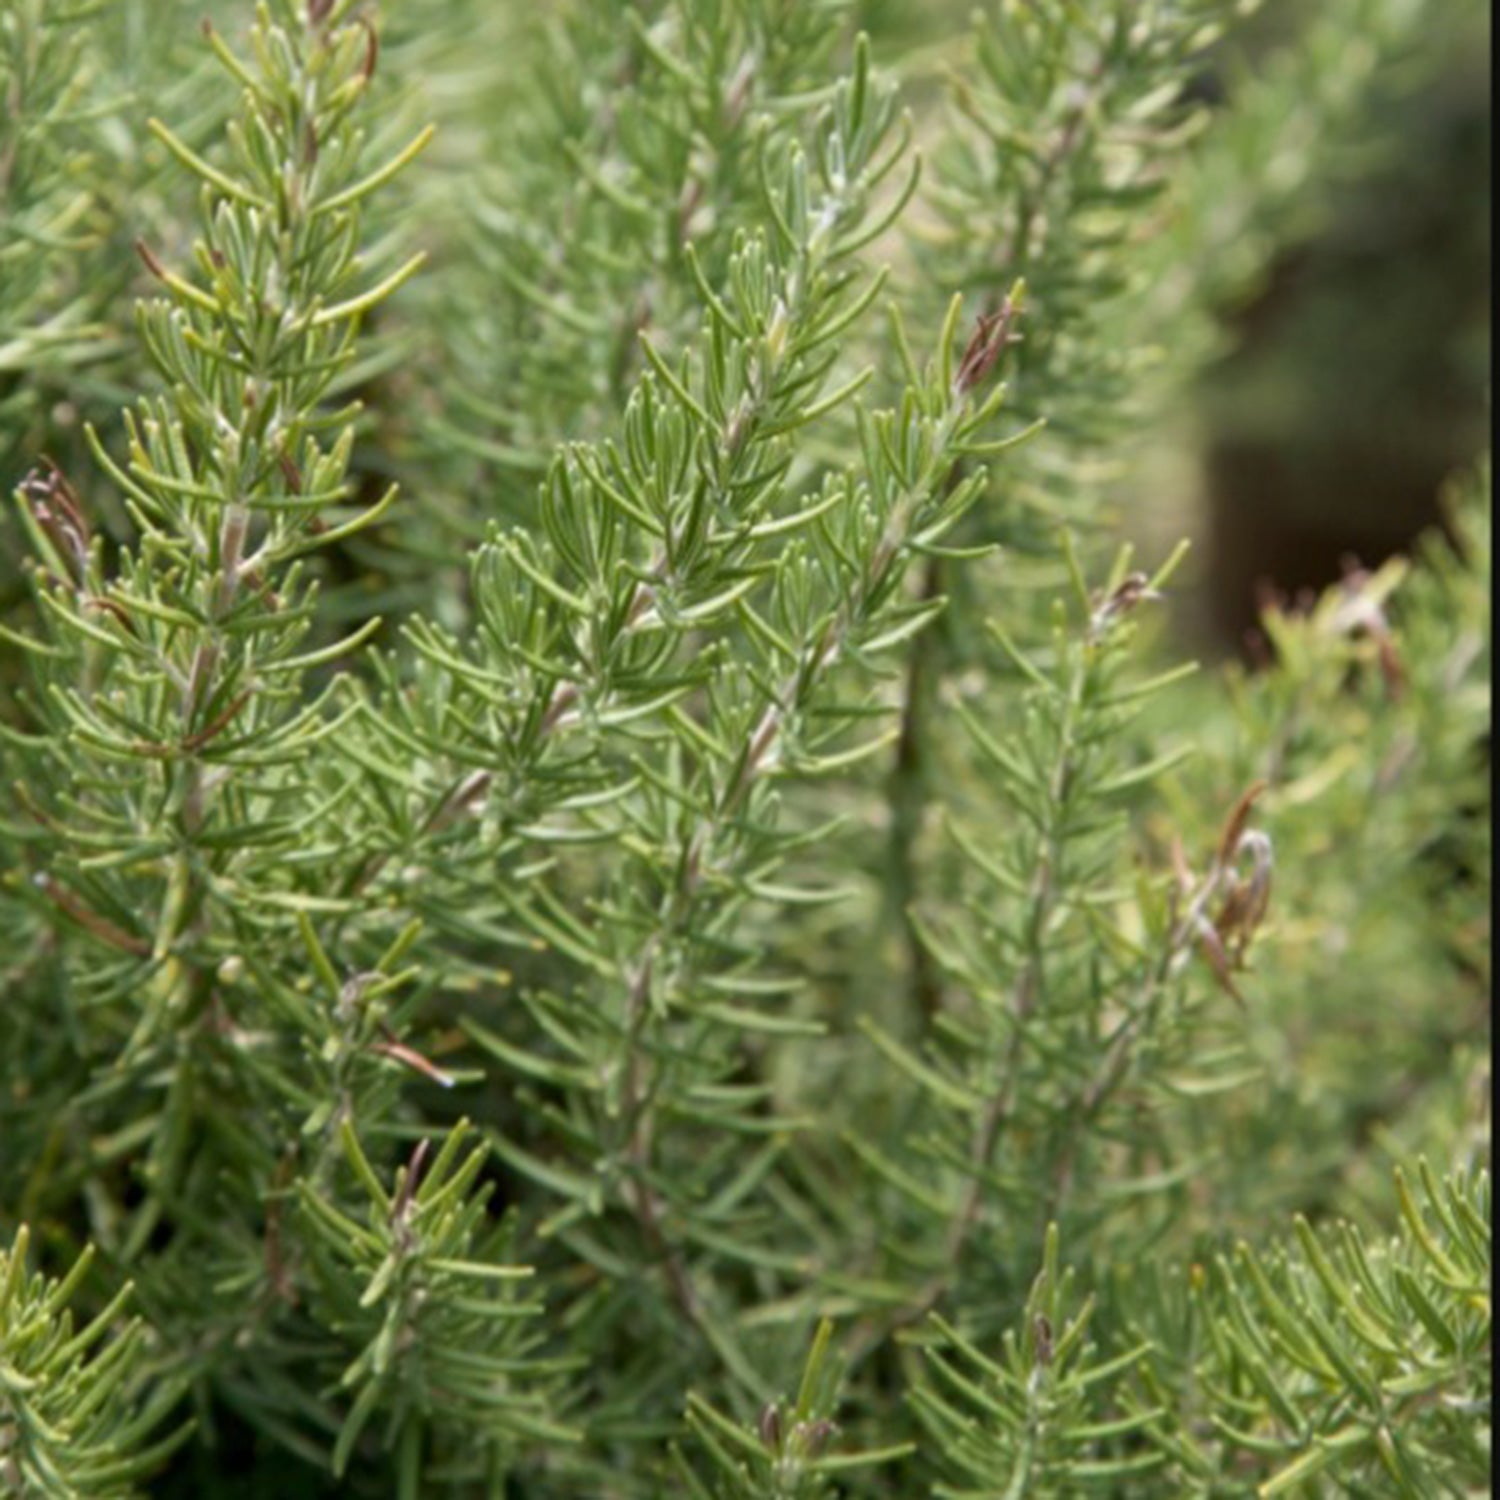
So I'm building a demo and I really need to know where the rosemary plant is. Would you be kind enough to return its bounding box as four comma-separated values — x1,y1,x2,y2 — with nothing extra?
0,1,1488,1496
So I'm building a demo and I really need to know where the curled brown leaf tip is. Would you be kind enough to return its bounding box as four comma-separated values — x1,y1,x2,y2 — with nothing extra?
358,16,379,81
1090,570,1162,637
759,1402,782,1453
954,293,1022,396
1034,1312,1054,1366
1215,779,1267,870
372,1037,455,1090
1334,561,1405,699
134,238,166,279
1213,828,1273,968
1170,783,1274,1005
21,460,91,582
390,1137,433,1222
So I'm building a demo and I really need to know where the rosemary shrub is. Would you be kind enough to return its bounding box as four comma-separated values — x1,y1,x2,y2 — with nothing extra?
1,2,1489,1496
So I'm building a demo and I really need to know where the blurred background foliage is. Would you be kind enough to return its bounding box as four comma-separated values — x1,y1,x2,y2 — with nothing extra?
870,0,1490,649
3,0,1489,655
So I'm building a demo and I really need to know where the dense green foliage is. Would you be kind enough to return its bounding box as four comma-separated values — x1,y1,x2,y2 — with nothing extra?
1,1,1489,1495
